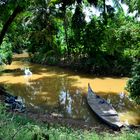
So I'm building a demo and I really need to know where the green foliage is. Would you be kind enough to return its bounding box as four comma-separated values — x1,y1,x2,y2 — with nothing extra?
70,4,86,54
0,39,12,65
30,51,59,65
0,103,47,140
72,5,86,30
123,0,140,14
0,103,140,140
126,62,140,104
26,0,60,56
26,4,139,76
0,0,140,76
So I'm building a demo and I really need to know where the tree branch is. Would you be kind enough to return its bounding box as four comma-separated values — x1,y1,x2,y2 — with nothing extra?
0,5,22,45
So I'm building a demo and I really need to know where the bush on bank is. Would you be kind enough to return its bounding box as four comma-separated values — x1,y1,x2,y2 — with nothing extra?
126,61,140,104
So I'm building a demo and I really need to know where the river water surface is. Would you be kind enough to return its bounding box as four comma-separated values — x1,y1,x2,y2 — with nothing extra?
0,53,140,126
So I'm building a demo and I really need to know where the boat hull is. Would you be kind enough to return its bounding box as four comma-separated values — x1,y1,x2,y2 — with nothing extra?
87,84,123,130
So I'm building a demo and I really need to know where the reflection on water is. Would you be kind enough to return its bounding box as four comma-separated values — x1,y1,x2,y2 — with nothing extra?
0,53,140,126
59,90,72,115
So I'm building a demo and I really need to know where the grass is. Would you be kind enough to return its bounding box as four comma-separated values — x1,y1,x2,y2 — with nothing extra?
0,104,140,140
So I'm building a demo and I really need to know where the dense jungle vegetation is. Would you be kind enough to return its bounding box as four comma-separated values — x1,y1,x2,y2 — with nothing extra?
0,0,140,139
0,0,139,74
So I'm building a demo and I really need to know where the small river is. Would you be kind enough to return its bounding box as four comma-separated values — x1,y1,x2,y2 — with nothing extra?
0,53,140,126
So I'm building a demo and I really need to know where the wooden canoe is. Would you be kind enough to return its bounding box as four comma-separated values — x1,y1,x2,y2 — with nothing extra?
87,83,123,129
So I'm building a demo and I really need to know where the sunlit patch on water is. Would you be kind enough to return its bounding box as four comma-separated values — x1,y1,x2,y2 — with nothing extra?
0,53,140,126
119,111,140,126
105,94,140,126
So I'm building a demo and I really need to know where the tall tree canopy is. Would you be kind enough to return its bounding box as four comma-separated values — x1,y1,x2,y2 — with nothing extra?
0,0,139,74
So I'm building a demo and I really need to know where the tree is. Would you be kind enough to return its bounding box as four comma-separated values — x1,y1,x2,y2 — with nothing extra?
0,0,31,46
0,6,22,45
123,0,140,15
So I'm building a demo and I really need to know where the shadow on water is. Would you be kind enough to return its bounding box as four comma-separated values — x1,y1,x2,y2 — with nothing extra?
12,57,28,61
0,68,22,76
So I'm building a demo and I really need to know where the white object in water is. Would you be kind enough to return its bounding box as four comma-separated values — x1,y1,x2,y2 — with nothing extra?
124,120,129,126
107,98,111,104
119,92,125,99
24,68,32,76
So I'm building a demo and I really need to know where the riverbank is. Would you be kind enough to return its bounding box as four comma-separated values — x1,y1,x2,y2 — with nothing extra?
1,54,140,128
29,53,132,77
0,100,140,140
0,53,140,134
0,87,140,134
0,89,113,133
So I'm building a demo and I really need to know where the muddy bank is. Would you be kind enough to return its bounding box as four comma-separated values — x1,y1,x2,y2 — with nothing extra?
0,89,140,134
0,91,107,130
2,100,140,134
0,87,115,133
19,103,140,133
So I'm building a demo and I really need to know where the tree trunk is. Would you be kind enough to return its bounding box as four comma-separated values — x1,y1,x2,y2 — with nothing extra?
64,16,70,56
103,0,106,14
103,0,107,25
0,5,22,46
63,8,70,56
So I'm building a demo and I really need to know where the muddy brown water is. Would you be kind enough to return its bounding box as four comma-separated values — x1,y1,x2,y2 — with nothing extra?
0,53,140,127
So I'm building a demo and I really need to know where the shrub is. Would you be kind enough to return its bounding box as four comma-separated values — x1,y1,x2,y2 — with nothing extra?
0,39,12,65
126,61,140,104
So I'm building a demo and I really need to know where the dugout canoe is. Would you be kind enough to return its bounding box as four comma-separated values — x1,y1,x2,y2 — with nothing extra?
87,83,123,130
